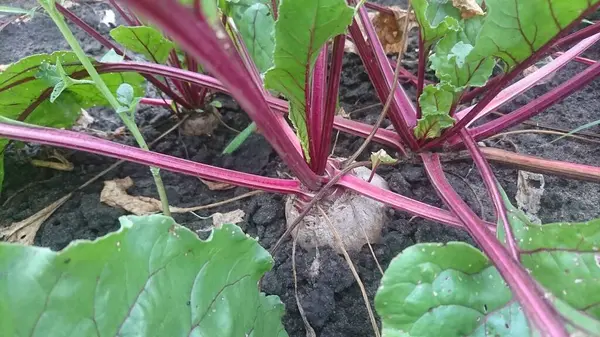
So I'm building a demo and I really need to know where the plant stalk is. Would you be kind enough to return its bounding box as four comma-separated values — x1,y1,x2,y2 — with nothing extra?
40,0,171,216
421,153,568,337
459,130,519,260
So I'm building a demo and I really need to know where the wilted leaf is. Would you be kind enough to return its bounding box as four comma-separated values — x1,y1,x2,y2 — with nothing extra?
73,108,95,130
370,149,397,165
264,0,354,160
371,7,418,54
0,215,289,337
0,194,70,245
110,26,175,64
212,209,245,227
515,170,545,224
451,0,484,19
199,178,235,191
180,110,220,136
101,177,244,215
100,177,164,215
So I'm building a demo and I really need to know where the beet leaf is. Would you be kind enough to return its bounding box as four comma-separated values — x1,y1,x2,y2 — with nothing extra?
109,26,175,64
0,51,143,195
375,192,600,336
220,0,275,74
0,215,288,337
263,0,353,160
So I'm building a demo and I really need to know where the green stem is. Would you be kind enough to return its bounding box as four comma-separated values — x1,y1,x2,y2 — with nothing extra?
39,0,171,215
222,122,257,154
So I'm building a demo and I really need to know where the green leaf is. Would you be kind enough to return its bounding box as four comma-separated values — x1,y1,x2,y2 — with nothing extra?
110,26,175,64
376,242,529,337
0,51,144,194
375,191,600,336
0,52,144,125
414,84,456,139
221,0,275,73
429,30,495,89
117,83,135,106
497,189,600,320
38,58,95,103
264,0,354,160
470,0,600,68
0,215,289,337
100,49,126,63
411,0,461,47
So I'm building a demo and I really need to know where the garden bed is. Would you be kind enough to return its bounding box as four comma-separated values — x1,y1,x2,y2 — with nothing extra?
1,1,600,336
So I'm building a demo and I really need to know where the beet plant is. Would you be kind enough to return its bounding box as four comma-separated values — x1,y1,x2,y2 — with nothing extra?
1,0,600,336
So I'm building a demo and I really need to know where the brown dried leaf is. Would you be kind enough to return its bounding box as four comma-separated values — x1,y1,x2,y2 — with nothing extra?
0,194,71,245
451,0,484,19
198,178,235,191
371,7,418,54
74,108,95,130
100,177,163,215
212,209,245,228
516,170,545,225
181,110,220,136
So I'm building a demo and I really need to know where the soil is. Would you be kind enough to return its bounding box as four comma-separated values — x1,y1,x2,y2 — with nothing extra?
2,1,600,336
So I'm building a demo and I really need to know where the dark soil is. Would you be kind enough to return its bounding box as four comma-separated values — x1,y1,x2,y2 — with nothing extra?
2,1,600,336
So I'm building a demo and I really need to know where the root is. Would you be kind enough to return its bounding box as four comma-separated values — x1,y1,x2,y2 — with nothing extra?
270,161,371,254
292,232,317,337
318,205,381,337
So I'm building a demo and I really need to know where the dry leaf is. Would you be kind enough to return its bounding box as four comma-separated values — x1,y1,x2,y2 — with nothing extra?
101,177,256,215
212,209,245,228
74,109,95,130
371,7,418,54
0,194,71,245
101,177,164,215
516,170,545,225
451,0,484,19
180,111,220,136
199,178,235,191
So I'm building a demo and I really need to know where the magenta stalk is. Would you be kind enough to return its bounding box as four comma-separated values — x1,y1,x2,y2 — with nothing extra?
0,122,310,197
421,153,568,337
459,130,519,260
454,33,600,127
120,0,321,189
347,20,418,150
470,58,600,142
421,4,600,151
308,48,328,173
355,5,417,127
54,3,192,109
316,35,346,175
338,173,497,232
